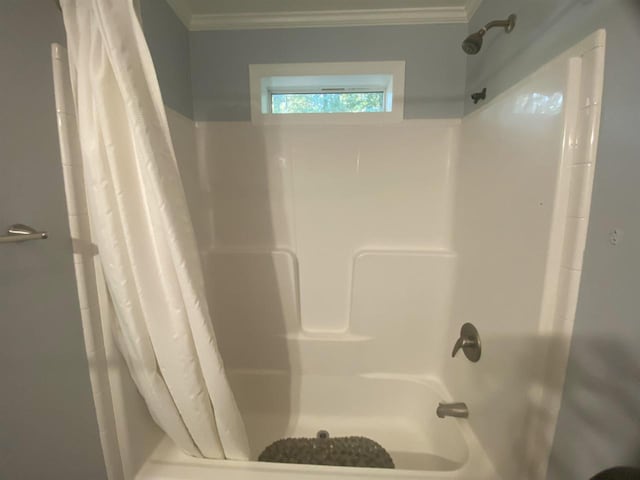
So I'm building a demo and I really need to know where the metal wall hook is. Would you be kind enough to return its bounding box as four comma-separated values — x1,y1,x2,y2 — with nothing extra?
452,322,481,362
0,224,48,244
471,88,487,104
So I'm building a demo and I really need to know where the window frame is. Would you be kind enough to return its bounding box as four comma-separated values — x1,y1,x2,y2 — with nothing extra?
249,61,405,125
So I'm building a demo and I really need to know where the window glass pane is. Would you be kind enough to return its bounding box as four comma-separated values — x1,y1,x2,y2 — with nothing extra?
271,92,385,114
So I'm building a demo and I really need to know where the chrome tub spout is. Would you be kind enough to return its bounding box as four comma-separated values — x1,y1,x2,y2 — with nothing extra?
436,402,469,419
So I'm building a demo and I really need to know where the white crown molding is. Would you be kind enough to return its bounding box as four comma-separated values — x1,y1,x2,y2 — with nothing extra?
165,0,195,28
465,0,483,21
189,8,466,30
165,1,483,31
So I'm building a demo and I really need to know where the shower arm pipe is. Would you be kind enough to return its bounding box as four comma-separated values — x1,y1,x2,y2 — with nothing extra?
480,15,517,35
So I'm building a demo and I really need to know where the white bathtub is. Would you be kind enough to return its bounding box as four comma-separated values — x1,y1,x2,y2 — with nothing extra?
136,371,496,479
52,29,606,480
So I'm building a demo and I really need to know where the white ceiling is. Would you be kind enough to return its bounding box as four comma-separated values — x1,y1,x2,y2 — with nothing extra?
165,0,482,30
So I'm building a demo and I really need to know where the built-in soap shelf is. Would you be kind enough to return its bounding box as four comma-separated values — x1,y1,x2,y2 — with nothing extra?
207,247,456,338
281,331,372,343
353,248,456,259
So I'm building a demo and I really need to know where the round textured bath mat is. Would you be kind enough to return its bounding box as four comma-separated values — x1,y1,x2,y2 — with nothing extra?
258,430,395,469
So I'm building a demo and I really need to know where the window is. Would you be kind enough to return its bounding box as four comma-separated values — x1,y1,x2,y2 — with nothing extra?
249,61,405,124
271,91,385,114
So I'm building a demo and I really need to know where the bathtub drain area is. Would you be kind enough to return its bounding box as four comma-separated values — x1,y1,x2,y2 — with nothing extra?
258,431,395,469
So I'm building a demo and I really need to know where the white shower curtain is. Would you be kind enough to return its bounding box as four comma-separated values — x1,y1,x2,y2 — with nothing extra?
60,0,249,460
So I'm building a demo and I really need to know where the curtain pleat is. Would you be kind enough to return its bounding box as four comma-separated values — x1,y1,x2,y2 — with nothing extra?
60,0,249,460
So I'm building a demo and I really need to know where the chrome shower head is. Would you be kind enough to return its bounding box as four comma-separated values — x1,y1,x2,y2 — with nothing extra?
462,14,517,55
462,30,486,55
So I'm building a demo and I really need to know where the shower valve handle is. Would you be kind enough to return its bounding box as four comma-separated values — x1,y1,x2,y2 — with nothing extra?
452,337,476,356
451,323,482,362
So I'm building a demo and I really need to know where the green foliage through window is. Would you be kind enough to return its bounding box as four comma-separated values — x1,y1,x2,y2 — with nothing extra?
271,92,385,114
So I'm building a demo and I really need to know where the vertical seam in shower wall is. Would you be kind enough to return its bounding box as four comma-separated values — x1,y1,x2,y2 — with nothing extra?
555,41,605,340
51,44,125,480
284,138,302,330
519,54,583,480
541,43,605,478
444,123,461,249
523,32,606,480
537,56,583,337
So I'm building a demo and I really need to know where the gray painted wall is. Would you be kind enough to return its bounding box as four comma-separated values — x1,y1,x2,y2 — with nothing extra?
141,3,467,122
141,4,468,122
189,24,467,121
141,0,193,118
467,1,640,478
0,1,106,479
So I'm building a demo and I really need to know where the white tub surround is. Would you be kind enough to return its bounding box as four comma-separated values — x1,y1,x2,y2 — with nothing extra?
446,30,606,480
199,119,458,339
162,30,603,480
54,15,605,480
